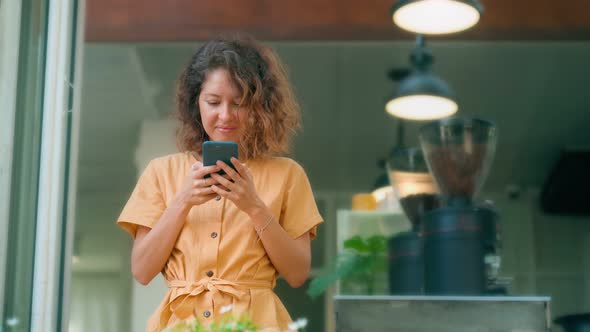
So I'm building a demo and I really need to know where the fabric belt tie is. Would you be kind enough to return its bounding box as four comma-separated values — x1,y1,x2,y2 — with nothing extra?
160,277,272,328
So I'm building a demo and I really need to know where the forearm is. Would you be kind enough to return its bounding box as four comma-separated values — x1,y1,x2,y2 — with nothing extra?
131,204,190,284
250,208,311,288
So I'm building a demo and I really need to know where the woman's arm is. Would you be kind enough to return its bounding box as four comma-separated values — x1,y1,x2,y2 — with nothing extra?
211,158,313,288
249,207,311,288
131,162,222,285
131,205,190,285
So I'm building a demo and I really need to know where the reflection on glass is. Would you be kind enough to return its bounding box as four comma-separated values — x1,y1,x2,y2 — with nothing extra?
387,148,440,231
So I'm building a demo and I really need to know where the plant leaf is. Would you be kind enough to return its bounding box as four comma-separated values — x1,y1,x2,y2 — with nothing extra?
306,253,365,298
366,235,387,253
343,235,369,252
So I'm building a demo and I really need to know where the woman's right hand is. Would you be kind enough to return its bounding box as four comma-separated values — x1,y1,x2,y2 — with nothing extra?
171,161,224,210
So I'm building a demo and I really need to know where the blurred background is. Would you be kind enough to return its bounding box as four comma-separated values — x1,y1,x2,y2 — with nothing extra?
3,0,590,331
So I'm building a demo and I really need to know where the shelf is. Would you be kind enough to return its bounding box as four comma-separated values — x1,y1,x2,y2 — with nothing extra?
334,295,551,302
334,295,551,331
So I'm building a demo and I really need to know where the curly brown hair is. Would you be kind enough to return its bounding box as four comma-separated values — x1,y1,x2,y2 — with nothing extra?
175,36,301,160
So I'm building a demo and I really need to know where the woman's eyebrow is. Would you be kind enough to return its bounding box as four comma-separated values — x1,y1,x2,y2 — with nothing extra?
202,93,220,97
202,93,244,101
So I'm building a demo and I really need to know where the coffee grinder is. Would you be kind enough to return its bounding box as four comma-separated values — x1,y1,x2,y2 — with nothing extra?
386,147,440,294
419,117,499,295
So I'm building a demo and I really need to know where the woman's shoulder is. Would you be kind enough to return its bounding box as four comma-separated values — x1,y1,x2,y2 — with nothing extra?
144,152,193,172
254,156,306,175
256,156,297,167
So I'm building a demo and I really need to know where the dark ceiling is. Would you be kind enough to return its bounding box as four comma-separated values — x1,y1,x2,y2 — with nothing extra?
85,0,590,42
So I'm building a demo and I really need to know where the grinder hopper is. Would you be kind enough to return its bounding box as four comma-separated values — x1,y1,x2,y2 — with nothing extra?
419,118,497,205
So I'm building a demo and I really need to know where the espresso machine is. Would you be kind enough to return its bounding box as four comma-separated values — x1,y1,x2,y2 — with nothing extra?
386,147,440,294
419,117,501,295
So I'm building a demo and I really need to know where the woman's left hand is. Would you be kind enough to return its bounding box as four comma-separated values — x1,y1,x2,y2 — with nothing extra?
210,157,265,216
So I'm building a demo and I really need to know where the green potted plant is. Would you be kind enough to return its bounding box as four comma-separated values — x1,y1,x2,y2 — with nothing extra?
307,235,388,298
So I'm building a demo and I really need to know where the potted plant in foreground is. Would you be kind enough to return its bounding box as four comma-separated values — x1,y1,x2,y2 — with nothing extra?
164,305,308,332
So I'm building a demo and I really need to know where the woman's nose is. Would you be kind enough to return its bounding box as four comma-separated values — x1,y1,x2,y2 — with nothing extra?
219,104,235,120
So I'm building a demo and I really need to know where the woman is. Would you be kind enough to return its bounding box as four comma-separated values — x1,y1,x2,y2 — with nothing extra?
117,36,323,331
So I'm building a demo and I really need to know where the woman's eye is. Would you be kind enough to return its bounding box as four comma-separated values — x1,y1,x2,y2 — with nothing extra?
206,101,220,105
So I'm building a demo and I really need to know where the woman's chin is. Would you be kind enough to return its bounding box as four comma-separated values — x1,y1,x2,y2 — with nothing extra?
211,135,239,142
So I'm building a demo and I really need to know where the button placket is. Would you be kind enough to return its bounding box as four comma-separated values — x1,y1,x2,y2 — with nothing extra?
204,225,220,279
197,192,224,319
200,196,222,293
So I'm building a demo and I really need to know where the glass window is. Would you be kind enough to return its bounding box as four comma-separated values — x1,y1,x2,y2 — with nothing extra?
1,0,49,330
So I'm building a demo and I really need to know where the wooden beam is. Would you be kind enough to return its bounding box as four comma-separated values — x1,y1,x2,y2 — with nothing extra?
85,0,590,42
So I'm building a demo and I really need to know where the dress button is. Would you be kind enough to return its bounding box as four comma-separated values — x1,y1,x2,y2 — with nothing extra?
211,232,218,238
215,195,222,201
203,310,211,318
206,270,214,277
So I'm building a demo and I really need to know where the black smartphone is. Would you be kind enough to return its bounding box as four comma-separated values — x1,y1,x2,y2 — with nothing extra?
202,141,239,178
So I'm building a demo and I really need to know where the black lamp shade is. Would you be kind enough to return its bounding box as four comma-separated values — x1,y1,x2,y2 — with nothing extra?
373,172,391,191
385,71,458,120
397,71,454,98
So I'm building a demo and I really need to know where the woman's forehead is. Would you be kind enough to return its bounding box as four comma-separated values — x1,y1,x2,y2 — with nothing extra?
201,68,242,97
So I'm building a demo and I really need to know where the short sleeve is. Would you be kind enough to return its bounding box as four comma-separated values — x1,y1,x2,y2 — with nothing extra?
280,161,323,240
117,160,166,238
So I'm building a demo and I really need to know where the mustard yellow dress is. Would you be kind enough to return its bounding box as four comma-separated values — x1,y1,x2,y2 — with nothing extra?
117,152,323,331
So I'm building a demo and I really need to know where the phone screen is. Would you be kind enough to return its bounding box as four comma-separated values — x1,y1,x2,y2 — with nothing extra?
202,141,239,177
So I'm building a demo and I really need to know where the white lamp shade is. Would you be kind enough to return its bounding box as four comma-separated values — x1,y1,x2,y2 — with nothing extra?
393,0,481,35
385,94,458,120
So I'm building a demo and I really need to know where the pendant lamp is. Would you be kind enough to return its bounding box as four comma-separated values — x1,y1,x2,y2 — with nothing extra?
385,36,458,121
391,0,483,35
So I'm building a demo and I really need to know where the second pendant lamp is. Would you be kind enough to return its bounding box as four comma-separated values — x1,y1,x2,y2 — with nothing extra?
385,36,458,121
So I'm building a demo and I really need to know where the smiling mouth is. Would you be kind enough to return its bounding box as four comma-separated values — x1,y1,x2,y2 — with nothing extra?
217,127,236,132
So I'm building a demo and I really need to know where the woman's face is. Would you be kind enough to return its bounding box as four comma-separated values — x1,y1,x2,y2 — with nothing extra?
198,68,248,143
